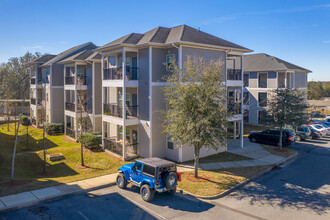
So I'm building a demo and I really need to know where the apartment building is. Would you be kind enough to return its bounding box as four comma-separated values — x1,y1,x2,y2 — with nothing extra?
95,25,252,162
29,54,55,127
29,42,97,127
243,53,311,124
59,50,102,140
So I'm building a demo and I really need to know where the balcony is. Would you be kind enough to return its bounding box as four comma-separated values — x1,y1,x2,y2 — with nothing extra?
77,75,87,85
103,103,138,118
227,69,242,81
228,103,242,115
103,67,138,80
65,76,74,85
31,78,36,85
66,127,75,139
65,102,75,112
104,137,123,156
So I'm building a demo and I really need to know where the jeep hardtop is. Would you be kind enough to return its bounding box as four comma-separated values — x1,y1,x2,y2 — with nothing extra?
116,157,181,201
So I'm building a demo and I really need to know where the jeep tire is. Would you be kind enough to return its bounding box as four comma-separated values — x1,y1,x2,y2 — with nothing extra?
164,172,178,190
116,173,127,189
140,184,154,202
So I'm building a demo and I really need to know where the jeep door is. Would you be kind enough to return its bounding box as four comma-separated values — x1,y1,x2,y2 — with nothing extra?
130,161,144,184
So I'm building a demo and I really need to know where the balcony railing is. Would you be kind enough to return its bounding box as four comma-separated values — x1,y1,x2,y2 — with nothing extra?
103,103,138,118
103,67,138,80
104,137,123,156
65,102,75,112
31,78,36,85
65,76,74,85
227,69,242,81
228,103,242,114
66,127,75,139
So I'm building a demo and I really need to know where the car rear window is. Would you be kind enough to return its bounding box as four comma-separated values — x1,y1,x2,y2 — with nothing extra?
315,125,323,129
142,164,156,177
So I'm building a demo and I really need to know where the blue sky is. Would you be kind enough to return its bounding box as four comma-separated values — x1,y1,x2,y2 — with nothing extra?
0,0,329,81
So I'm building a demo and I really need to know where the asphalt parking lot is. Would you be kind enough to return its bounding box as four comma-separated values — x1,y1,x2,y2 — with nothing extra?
1,135,330,219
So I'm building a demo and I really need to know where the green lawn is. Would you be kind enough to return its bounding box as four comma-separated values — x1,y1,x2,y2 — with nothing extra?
178,166,270,196
0,122,124,197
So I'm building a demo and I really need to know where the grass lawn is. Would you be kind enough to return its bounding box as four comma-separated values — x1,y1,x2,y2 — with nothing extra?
261,144,296,157
183,152,251,164
178,166,270,197
0,122,125,197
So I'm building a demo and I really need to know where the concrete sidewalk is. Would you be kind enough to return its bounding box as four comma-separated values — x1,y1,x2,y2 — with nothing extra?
177,138,288,172
0,173,117,213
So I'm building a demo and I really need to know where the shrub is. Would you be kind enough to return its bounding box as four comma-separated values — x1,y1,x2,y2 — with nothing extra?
45,123,64,135
79,133,101,149
91,131,102,136
21,115,30,126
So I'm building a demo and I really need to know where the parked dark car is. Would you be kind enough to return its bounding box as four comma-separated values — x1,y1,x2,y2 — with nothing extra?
295,127,312,141
248,129,295,146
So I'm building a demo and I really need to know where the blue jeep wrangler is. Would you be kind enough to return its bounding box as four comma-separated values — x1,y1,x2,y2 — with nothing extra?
116,157,181,201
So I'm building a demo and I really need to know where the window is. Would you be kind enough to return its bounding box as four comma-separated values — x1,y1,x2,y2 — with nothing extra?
243,110,249,123
258,73,267,88
142,164,156,177
134,162,142,171
258,92,267,107
167,135,174,150
108,56,116,67
258,110,267,124
166,54,175,71
243,74,249,87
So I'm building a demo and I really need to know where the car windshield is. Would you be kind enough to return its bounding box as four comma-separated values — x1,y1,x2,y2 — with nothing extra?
315,125,323,129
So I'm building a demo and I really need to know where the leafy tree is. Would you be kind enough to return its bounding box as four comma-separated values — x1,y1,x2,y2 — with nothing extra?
0,52,41,99
162,56,230,177
265,88,309,148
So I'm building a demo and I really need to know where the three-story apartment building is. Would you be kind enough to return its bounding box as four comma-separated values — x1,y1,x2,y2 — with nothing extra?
29,54,56,127
59,50,102,140
95,25,252,162
243,53,311,124
29,42,98,127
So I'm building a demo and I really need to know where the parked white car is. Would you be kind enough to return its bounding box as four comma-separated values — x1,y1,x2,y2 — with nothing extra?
308,124,328,136
326,115,330,119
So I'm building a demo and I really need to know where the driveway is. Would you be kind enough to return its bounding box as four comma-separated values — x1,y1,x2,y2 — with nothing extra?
212,136,330,220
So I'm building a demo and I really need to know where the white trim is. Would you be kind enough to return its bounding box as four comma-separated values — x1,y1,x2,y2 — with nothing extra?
240,55,244,148
178,45,183,162
92,62,96,131
52,86,64,88
149,46,153,158
151,82,170,86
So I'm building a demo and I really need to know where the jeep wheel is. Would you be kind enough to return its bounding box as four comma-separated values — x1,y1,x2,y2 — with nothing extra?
140,185,154,202
164,172,178,190
116,173,127,189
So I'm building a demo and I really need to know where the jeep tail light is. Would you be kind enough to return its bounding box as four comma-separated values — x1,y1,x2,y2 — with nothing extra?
156,180,159,185
176,172,182,182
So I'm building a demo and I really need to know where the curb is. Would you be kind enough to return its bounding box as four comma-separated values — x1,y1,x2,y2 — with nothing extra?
0,182,117,214
177,151,299,200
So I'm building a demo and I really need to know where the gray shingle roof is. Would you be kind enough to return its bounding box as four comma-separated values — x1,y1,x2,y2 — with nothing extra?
96,25,251,52
41,42,97,67
244,53,311,72
30,54,56,64
60,50,101,63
